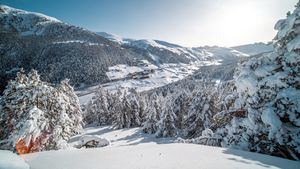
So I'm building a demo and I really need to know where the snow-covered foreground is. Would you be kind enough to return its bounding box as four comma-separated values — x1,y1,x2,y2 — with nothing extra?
0,150,29,169
20,126,300,169
24,143,300,169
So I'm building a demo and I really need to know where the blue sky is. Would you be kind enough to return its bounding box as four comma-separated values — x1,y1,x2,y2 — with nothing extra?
1,0,298,47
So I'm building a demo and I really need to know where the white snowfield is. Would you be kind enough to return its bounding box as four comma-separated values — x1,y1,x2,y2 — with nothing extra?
18,126,300,169
52,40,103,46
24,144,300,169
0,150,30,169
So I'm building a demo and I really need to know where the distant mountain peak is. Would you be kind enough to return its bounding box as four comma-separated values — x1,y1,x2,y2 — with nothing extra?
0,5,60,22
231,42,273,56
0,5,61,36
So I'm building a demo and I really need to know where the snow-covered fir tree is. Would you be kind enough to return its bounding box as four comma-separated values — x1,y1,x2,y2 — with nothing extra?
172,89,190,131
126,88,142,127
84,87,109,125
112,88,143,129
0,69,83,153
85,87,144,129
155,100,178,137
50,79,83,149
208,3,300,160
142,93,162,134
184,87,218,138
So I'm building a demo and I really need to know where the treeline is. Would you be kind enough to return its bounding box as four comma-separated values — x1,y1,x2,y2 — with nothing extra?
84,78,231,138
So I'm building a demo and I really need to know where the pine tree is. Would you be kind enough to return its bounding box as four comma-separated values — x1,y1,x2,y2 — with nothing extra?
142,93,161,134
127,88,142,127
0,69,83,153
185,91,209,138
155,102,178,137
85,97,98,125
172,90,190,131
50,79,83,149
211,4,300,160
112,88,126,129
84,86,109,125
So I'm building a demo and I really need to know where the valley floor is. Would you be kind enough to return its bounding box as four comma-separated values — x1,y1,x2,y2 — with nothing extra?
4,126,298,169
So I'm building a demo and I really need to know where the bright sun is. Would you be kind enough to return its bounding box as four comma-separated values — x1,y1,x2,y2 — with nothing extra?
201,1,266,46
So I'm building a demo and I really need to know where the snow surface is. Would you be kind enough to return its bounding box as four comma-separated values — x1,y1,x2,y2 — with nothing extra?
0,150,30,169
261,108,282,139
68,126,174,147
96,32,127,44
287,35,300,52
22,126,300,169
52,40,102,46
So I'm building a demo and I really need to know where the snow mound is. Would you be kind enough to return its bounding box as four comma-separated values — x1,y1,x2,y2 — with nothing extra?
0,150,30,169
78,135,110,148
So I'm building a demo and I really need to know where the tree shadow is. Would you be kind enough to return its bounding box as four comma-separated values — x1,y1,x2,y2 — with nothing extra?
68,126,113,143
113,128,175,146
69,126,175,147
222,148,300,169
84,126,114,135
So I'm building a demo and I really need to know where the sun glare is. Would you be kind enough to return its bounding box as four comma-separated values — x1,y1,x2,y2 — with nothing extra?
201,1,265,46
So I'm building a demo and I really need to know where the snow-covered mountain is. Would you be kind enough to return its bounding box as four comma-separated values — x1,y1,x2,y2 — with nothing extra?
0,5,144,92
232,42,274,56
97,32,249,64
0,5,247,94
0,5,271,96
75,33,271,105
0,5,61,36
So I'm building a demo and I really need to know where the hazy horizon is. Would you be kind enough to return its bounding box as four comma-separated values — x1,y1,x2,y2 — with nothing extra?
1,0,298,47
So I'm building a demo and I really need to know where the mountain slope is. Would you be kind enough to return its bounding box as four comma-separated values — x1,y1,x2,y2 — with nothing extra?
0,5,265,94
97,32,249,64
0,5,143,91
232,42,274,56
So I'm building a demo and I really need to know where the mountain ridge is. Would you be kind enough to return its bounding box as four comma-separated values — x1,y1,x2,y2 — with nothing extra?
0,5,272,93
0,5,143,92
